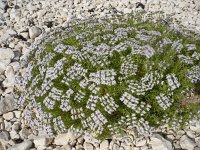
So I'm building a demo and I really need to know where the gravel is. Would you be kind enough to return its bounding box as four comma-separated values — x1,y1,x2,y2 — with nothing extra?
0,0,200,149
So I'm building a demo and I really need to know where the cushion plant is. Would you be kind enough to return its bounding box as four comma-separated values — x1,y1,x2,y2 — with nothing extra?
15,13,200,140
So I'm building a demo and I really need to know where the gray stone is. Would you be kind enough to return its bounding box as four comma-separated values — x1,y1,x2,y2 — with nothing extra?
194,147,200,150
3,112,14,121
176,130,185,139
83,142,94,150
13,111,21,118
10,130,20,140
20,32,29,40
19,127,32,139
0,131,10,141
12,122,21,131
135,138,146,147
8,140,33,150
9,62,20,72
6,29,17,36
4,120,12,131
150,134,173,150
0,0,7,11
3,66,15,88
77,136,84,144
60,144,72,150
0,61,6,75
196,137,200,147
0,48,14,61
75,144,84,149
33,136,53,148
0,140,6,150
100,140,109,150
29,26,42,39
111,143,120,150
54,132,79,146
0,94,17,115
180,135,196,150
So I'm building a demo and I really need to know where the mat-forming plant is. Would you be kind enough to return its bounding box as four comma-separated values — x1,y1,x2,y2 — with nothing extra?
15,14,200,140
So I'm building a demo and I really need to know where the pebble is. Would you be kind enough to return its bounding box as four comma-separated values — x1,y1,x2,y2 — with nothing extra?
180,135,196,150
0,94,16,115
29,26,42,39
7,140,33,150
0,131,10,141
0,48,14,61
3,112,14,121
33,136,53,148
150,134,173,150
83,142,94,150
100,140,109,150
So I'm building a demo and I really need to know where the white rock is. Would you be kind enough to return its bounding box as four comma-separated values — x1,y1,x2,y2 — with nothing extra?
0,61,6,75
83,142,94,150
186,130,196,139
9,62,20,72
33,136,53,148
60,144,72,150
10,130,20,140
0,0,7,10
12,122,21,131
19,127,32,139
100,140,109,150
111,143,120,150
135,138,146,147
150,134,173,150
8,140,33,150
3,112,14,121
176,130,185,139
13,111,21,119
3,66,15,88
180,135,196,150
195,137,200,147
29,26,42,39
54,132,77,146
4,120,12,131
0,131,10,141
6,29,17,36
20,32,29,40
84,134,99,147
0,48,14,61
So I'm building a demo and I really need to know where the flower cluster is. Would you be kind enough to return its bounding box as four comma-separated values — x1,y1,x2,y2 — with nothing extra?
128,71,162,95
120,92,139,109
99,94,118,114
155,93,174,110
166,74,181,91
82,110,107,134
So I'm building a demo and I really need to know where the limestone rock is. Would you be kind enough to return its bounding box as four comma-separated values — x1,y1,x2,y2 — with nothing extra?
0,61,6,75
7,140,33,150
150,134,173,150
0,131,10,141
10,130,20,140
0,94,17,115
100,140,109,150
180,135,196,150
0,48,14,61
84,142,94,150
54,132,77,146
29,26,42,39
3,112,14,121
2,66,15,88
33,136,53,148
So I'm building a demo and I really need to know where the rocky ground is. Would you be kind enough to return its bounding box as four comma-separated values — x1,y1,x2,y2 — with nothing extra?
0,0,200,149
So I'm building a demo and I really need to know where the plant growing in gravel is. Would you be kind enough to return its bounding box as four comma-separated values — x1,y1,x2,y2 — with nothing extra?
15,13,200,140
